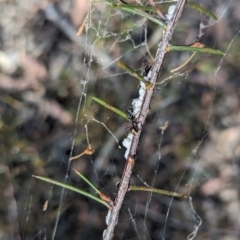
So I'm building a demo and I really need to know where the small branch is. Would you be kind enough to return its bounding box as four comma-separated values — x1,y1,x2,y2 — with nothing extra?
128,185,188,199
69,145,95,161
147,0,168,21
76,15,87,37
103,1,187,239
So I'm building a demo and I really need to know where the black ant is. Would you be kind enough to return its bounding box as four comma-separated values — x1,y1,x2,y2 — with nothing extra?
125,107,139,135
145,65,152,76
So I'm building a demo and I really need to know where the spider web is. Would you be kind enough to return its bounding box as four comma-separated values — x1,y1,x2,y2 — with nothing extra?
1,0,240,240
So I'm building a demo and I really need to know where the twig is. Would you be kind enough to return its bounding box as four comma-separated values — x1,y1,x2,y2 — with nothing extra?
103,0,187,239
148,0,168,21
76,15,87,37
69,145,95,161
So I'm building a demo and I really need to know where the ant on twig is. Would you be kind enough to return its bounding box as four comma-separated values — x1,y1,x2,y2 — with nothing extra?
126,107,139,135
124,66,152,135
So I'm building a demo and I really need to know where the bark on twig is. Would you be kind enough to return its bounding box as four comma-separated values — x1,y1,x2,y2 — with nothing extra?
103,0,187,239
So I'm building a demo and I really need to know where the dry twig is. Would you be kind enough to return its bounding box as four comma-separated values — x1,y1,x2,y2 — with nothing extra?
103,0,187,239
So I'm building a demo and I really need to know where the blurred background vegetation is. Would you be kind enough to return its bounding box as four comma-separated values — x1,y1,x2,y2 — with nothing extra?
0,0,240,239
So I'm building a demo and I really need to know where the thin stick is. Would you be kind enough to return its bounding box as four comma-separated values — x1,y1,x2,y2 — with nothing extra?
103,1,187,239
69,145,95,161
128,185,188,199
148,0,167,21
76,15,87,37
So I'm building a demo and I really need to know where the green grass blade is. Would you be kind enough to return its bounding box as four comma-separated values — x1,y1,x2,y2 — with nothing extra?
167,45,225,55
129,185,188,199
187,3,217,20
92,97,129,120
93,0,166,29
93,0,217,23
72,168,100,194
105,4,154,12
33,175,110,208
117,62,152,89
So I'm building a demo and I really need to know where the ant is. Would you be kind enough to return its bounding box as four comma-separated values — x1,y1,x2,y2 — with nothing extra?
145,65,152,76
126,107,139,135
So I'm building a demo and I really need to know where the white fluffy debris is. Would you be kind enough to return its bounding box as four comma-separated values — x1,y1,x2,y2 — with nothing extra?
166,5,176,21
122,67,153,159
105,209,111,225
122,133,134,159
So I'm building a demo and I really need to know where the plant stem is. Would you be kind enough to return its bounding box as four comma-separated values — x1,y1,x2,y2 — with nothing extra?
103,0,187,239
